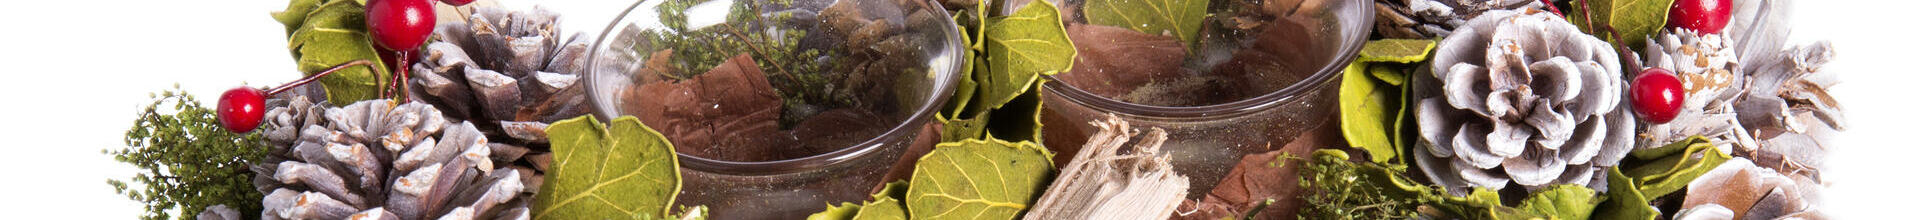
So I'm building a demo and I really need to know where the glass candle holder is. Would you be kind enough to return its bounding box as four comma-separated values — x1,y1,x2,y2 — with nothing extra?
584,0,965,218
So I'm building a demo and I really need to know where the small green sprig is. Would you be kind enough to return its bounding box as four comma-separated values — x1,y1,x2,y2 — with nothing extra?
1297,150,1423,220
643,0,856,125
106,85,269,220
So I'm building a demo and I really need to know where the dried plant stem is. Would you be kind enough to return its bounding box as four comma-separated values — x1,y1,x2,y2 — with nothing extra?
268,59,375,96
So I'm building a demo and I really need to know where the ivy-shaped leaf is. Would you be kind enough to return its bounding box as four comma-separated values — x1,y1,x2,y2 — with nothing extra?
853,181,911,220
271,0,323,35
1594,167,1659,220
808,202,864,220
1622,136,1730,198
1515,185,1601,220
534,115,683,219
907,138,1056,220
1567,0,1675,50
981,0,1075,110
282,0,391,103
1082,0,1209,44
1338,39,1435,164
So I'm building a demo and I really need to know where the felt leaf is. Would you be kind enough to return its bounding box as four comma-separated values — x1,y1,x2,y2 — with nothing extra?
1355,39,1438,63
1594,167,1659,220
286,0,391,103
1338,39,1435,164
854,196,908,220
1567,0,1675,50
808,202,863,220
533,115,682,219
270,0,324,35
1515,185,1601,220
1082,0,1209,44
1340,63,1399,163
907,138,1056,220
1606,0,1675,50
982,0,1076,110
939,113,991,142
1623,136,1730,198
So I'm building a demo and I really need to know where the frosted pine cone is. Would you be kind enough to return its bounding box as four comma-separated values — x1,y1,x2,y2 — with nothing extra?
243,98,534,220
1733,41,1842,178
1639,30,1760,152
410,7,590,144
1412,9,1634,194
1373,0,1542,39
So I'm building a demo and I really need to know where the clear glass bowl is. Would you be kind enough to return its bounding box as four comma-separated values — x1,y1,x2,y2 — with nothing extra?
583,0,964,218
1013,0,1374,198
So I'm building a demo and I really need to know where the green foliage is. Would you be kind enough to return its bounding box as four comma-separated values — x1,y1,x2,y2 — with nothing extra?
1623,136,1731,198
1566,0,1676,52
1081,0,1209,44
107,86,269,220
809,181,910,220
1297,150,1423,219
907,139,1056,220
534,115,684,219
276,0,392,103
1338,39,1436,164
980,0,1075,112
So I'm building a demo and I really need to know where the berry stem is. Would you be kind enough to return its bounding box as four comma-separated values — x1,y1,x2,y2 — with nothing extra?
383,50,413,103
267,59,375,96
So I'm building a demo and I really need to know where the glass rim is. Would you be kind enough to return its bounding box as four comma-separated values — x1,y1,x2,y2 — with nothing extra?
1038,0,1373,118
583,0,968,175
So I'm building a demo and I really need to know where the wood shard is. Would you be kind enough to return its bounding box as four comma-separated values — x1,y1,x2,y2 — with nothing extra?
1024,114,1190,220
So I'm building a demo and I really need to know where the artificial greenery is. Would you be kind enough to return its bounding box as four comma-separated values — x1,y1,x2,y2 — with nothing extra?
106,86,269,220
1296,150,1423,219
644,0,845,126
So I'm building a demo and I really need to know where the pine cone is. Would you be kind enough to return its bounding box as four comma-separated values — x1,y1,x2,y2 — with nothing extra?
1639,30,1759,152
1732,41,1841,177
244,98,533,220
1373,0,1541,39
409,7,590,144
1412,9,1634,194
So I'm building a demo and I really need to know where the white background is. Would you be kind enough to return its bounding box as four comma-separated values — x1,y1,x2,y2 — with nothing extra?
0,0,1911,218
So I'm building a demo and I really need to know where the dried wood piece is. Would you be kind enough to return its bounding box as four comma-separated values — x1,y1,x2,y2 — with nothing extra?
1024,114,1189,220
498,121,550,143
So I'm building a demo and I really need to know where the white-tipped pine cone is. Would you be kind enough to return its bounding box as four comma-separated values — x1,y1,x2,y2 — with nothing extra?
1732,41,1842,177
245,98,534,220
1412,9,1635,194
1640,30,1759,152
1374,0,1542,39
410,7,590,142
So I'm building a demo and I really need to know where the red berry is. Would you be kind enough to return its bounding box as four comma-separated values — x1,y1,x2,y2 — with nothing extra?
440,0,474,6
1667,0,1732,34
366,0,436,51
217,87,269,133
1630,68,1686,124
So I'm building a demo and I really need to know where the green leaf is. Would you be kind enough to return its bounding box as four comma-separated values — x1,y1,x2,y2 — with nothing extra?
1339,63,1398,164
271,0,325,35
1594,167,1659,220
286,0,390,103
907,138,1056,220
853,197,908,220
1355,39,1439,63
1082,0,1209,44
1515,185,1601,220
534,115,683,219
808,202,864,220
1566,0,1675,50
1337,39,1435,164
1622,136,1730,198
939,113,990,142
981,0,1075,110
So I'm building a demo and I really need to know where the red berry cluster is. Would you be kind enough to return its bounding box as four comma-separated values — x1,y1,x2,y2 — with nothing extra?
219,0,474,133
